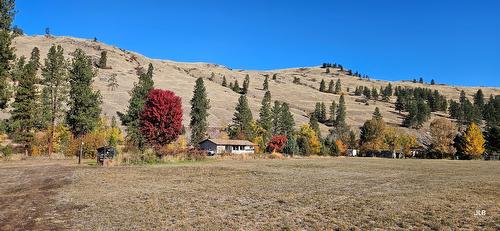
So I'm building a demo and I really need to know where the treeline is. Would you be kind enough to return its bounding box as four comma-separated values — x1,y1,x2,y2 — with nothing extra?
354,83,393,101
449,89,498,126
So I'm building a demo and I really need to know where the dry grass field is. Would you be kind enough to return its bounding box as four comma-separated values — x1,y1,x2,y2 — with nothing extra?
1,158,498,230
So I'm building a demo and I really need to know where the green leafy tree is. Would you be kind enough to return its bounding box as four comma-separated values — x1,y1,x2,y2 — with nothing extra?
229,94,254,139
11,47,40,153
190,77,211,146
66,49,102,138
41,45,69,154
119,63,154,150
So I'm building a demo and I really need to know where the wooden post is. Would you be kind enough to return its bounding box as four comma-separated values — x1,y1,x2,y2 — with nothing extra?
78,142,84,165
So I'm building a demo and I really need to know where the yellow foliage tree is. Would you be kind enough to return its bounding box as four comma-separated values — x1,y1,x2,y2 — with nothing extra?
31,125,73,156
429,118,457,157
398,134,418,157
299,124,320,155
335,139,347,156
463,123,485,159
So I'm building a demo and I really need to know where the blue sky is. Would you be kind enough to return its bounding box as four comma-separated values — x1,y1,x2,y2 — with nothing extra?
14,0,500,87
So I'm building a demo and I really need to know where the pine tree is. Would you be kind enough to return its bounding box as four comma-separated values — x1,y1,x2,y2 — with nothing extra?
222,76,227,87
431,79,435,85
229,94,253,140
319,102,327,122
371,87,378,100
263,75,269,91
309,116,320,138
382,83,392,101
107,73,118,91
279,103,295,137
473,89,485,115
328,80,334,93
190,77,210,146
483,95,498,126
98,50,107,68
271,101,281,135
242,74,250,94
334,79,341,94
485,125,500,153
0,0,16,109
363,86,371,99
329,100,336,122
11,47,40,153
462,123,485,159
232,79,240,93
395,95,404,114
66,49,102,138
373,107,382,120
313,102,321,120
41,45,68,154
119,63,154,150
319,79,326,92
258,91,272,136
336,94,346,125
419,77,424,84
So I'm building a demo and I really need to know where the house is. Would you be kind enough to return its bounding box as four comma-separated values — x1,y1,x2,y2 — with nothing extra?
199,139,256,155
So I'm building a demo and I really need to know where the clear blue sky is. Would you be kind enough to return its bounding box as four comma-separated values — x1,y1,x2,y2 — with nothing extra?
14,0,500,87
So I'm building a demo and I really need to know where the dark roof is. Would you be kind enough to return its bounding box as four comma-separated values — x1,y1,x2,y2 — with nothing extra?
200,139,255,146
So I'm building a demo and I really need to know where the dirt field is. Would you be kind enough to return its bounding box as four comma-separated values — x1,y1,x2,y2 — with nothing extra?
0,158,498,230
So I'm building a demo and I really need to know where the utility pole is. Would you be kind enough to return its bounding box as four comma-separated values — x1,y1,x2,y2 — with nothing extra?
78,141,84,164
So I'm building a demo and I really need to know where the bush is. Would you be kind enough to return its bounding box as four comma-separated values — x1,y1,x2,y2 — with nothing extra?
1,145,13,158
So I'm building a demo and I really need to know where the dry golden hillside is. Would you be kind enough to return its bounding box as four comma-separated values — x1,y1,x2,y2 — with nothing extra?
11,35,500,138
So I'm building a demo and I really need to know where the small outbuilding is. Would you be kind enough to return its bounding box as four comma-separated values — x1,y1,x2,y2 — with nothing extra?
199,139,256,155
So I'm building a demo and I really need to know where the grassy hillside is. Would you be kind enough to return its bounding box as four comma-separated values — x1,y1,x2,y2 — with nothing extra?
11,35,500,138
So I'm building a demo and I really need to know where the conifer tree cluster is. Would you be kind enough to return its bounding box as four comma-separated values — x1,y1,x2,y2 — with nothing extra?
319,78,342,94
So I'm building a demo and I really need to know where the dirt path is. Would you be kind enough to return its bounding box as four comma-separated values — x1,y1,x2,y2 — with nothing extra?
0,160,77,231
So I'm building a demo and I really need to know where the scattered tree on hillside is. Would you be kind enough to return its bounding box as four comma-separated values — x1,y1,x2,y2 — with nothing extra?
328,80,334,93
329,100,337,123
371,87,378,100
335,94,346,125
334,79,341,94
232,79,240,93
263,75,269,91
98,51,107,68
107,73,118,91
373,107,382,121
222,76,227,87
140,89,183,148
319,79,326,92
190,77,210,147
242,74,250,94
431,79,435,85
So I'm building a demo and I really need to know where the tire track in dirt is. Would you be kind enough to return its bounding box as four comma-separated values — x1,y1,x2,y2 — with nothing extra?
0,161,79,231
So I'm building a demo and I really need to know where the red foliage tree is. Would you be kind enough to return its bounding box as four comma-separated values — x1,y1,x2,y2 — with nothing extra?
267,135,288,153
140,89,183,147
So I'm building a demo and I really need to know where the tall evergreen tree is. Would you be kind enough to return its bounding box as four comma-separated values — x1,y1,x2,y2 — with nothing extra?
98,50,107,68
309,115,320,138
11,47,40,153
222,75,227,87
319,79,326,92
319,102,327,122
119,63,154,150
371,87,378,100
190,77,210,146
271,101,282,135
336,94,346,125
334,79,341,94
373,107,382,120
279,103,295,137
66,49,102,138
41,45,68,154
0,0,15,109
229,94,253,139
258,91,272,136
473,89,485,115
329,100,337,122
242,74,250,94
232,79,240,93
328,80,334,93
263,75,269,91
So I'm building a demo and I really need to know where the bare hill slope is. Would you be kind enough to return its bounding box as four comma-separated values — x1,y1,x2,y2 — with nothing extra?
12,35,500,137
